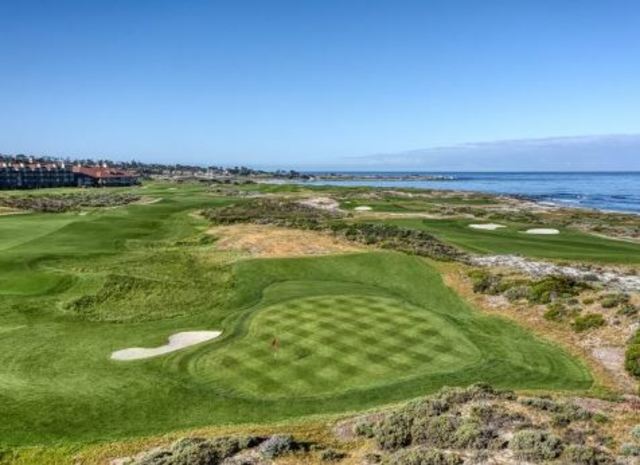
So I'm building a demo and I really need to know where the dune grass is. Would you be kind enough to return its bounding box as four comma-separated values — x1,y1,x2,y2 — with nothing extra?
0,184,593,449
381,218,640,263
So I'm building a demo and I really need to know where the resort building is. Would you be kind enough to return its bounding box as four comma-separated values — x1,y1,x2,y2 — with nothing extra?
0,160,138,189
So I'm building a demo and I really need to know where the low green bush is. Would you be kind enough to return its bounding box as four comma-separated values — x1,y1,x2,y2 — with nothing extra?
563,444,614,465
468,403,526,429
354,420,376,438
411,414,460,448
600,293,629,309
509,429,564,461
529,276,588,304
258,435,298,459
544,303,575,322
454,419,497,449
618,304,639,317
0,192,140,212
572,313,606,332
374,412,413,451
135,436,261,465
386,448,463,465
625,330,640,379
620,443,640,457
320,449,347,462
503,285,531,302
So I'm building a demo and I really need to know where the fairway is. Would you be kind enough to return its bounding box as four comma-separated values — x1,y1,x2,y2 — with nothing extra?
382,218,640,263
0,187,592,447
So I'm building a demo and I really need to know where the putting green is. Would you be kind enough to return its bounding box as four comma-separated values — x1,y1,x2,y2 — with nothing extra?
0,186,593,447
198,293,480,397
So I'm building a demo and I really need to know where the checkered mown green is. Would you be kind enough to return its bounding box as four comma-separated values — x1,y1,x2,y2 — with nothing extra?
203,294,479,397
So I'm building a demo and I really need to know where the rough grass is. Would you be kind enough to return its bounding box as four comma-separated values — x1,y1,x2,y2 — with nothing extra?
0,184,592,450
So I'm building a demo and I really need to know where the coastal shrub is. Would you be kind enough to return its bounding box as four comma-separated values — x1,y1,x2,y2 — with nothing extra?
572,313,606,332
509,429,564,461
320,449,347,462
600,293,629,309
469,271,503,295
520,397,590,426
544,303,573,322
563,445,614,465
582,297,595,305
203,199,464,261
135,436,261,465
520,397,558,411
454,419,498,449
258,435,298,459
0,192,140,212
434,383,508,405
403,398,451,420
469,403,526,429
354,420,376,438
504,285,531,302
620,443,640,457
625,330,640,378
618,304,638,317
386,448,463,465
364,453,383,464
528,276,588,304
374,412,413,451
631,424,640,441
411,414,460,448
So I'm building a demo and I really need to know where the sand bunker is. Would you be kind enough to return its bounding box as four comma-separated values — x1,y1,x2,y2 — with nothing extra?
297,196,340,211
111,331,221,361
469,223,505,231
354,206,372,211
525,228,560,235
209,224,360,258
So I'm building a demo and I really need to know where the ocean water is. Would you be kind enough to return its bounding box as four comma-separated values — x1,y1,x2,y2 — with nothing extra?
304,172,640,214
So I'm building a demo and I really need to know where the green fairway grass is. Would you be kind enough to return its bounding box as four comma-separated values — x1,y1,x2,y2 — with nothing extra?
382,218,640,263
0,185,592,447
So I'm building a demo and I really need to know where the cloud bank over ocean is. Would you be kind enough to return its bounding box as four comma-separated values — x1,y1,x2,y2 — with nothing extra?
346,134,640,171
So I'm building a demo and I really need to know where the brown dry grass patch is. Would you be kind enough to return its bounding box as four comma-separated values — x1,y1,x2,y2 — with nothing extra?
208,224,362,258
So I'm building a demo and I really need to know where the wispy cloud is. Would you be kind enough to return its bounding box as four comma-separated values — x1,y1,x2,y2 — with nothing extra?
346,134,640,171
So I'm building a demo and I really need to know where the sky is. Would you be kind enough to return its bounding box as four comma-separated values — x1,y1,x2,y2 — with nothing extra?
0,0,639,169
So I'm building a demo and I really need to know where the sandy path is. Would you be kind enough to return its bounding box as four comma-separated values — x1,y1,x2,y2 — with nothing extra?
111,331,221,361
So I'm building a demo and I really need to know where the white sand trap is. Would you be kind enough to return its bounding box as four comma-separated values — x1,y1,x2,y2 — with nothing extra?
111,331,221,361
354,206,372,211
469,223,505,231
525,228,560,235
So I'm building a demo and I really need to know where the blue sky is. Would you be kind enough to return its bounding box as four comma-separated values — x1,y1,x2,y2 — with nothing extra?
1,0,639,169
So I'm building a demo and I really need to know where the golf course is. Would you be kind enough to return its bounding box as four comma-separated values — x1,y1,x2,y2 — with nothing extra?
4,182,637,451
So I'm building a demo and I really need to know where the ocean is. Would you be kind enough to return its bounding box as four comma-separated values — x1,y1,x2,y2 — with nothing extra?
303,172,640,214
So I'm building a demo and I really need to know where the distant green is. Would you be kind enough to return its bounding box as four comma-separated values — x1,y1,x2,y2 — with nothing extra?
382,218,640,263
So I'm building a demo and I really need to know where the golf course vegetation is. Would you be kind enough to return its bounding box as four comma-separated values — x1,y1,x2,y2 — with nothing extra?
380,218,640,264
1,181,639,463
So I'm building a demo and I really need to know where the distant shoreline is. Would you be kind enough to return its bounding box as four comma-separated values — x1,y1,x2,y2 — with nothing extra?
291,171,640,215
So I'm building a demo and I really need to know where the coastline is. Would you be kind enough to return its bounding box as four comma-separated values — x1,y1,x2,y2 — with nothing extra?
288,172,640,215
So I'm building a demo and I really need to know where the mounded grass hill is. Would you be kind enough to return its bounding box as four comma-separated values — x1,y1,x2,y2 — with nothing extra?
0,183,594,450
